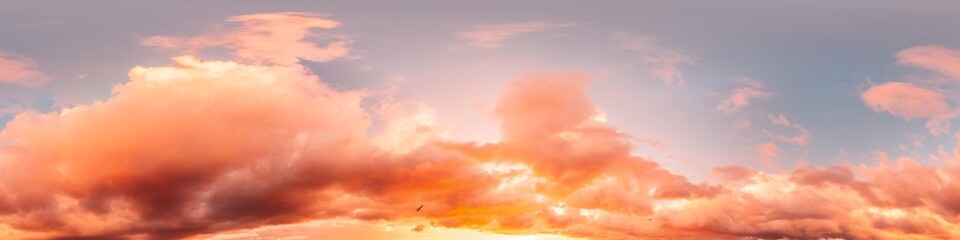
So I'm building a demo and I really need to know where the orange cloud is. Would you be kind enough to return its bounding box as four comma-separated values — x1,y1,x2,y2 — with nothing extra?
142,12,351,65
0,100,30,117
659,156,960,239
0,55,503,239
453,22,576,49
0,50,51,87
613,32,697,87
897,45,960,80
6,18,960,240
717,76,771,113
3,54,960,239
0,57,719,239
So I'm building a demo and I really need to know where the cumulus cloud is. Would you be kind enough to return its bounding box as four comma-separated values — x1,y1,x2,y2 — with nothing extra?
757,142,780,166
6,15,960,240
453,22,577,49
142,12,351,65
4,53,960,239
0,99,31,117
717,76,772,113
0,50,51,87
613,32,697,87
0,55,512,239
0,57,720,239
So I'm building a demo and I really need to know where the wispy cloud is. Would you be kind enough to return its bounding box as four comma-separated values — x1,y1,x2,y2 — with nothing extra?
9,10,960,240
717,76,771,113
862,45,960,135
452,22,577,50
0,50,51,87
897,45,960,80
142,12,351,65
613,32,697,87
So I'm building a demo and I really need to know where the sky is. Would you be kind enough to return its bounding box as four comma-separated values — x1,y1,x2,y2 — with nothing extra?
2,0,960,239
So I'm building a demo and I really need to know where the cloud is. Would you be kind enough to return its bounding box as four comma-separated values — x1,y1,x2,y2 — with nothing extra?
866,46,960,135
613,32,697,87
7,16,960,240
861,81,956,135
4,53,960,239
764,114,811,146
142,12,351,65
862,82,949,120
453,22,576,49
0,98,32,117
717,76,772,113
757,142,780,166
897,45,960,80
0,50,51,87
5,56,518,239
0,54,720,239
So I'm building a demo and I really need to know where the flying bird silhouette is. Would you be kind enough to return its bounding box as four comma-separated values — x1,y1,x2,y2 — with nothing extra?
416,205,424,212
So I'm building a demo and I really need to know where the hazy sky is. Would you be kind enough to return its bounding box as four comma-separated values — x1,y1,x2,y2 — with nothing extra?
2,1,960,239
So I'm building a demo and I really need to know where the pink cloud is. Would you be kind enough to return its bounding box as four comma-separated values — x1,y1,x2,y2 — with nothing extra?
757,142,781,166
0,101,30,117
717,76,772,113
453,22,576,49
4,54,960,239
142,12,350,65
8,17,960,240
861,81,956,134
613,32,697,87
861,82,949,119
0,50,51,87
764,114,811,146
897,45,960,80
0,58,721,238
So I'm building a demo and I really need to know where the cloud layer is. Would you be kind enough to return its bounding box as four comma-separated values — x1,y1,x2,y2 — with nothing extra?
862,45,960,135
3,12,960,240
3,54,960,239
717,76,771,113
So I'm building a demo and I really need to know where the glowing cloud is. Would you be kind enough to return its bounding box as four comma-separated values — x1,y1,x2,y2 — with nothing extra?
142,12,351,65
0,50,51,87
764,114,811,146
4,52,960,239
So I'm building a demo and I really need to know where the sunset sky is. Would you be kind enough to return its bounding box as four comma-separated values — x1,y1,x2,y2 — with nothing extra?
3,1,960,239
